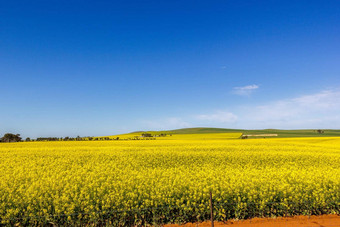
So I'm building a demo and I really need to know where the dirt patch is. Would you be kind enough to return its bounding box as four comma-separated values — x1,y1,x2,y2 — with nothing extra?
164,214,340,227
244,134,278,137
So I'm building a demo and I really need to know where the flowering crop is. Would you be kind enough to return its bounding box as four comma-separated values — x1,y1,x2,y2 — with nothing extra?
0,134,339,225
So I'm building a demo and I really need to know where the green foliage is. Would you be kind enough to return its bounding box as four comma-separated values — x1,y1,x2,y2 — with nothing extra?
0,133,22,142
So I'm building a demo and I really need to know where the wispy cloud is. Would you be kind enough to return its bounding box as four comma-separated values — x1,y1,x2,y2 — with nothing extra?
242,89,340,128
233,84,259,96
139,89,340,130
293,90,340,110
195,111,238,123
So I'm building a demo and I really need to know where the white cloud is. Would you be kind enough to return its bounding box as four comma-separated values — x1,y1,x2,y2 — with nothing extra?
233,84,259,96
241,89,340,128
139,89,340,130
195,111,238,123
293,90,340,109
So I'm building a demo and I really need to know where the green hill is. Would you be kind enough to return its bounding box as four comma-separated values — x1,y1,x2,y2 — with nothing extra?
96,127,340,140
168,127,241,134
167,127,340,138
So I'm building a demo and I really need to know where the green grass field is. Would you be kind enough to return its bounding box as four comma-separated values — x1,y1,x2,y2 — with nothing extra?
168,127,340,137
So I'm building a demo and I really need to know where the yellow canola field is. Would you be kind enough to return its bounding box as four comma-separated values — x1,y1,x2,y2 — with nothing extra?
96,132,242,140
0,135,339,225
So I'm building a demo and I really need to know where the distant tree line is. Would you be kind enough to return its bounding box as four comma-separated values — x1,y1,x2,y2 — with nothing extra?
0,132,171,143
0,134,87,142
90,137,120,140
0,133,121,142
28,136,122,141
36,136,84,141
36,137,60,141
141,133,170,137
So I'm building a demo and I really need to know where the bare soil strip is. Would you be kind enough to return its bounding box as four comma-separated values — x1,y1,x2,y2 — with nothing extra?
164,214,340,227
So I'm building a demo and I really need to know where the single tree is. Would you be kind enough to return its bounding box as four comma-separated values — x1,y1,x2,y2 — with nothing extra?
1,133,22,142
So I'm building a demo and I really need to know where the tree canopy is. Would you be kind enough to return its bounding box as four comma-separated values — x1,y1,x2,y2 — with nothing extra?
1,133,22,142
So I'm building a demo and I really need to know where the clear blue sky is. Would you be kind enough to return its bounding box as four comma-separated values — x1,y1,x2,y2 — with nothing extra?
1,0,340,138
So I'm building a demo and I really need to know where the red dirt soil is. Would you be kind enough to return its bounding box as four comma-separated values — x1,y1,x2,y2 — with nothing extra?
164,214,340,227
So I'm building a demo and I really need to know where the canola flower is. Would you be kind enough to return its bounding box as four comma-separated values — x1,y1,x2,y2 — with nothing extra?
0,134,339,225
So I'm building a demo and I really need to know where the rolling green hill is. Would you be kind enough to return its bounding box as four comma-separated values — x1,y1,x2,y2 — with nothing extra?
96,127,340,140
166,127,340,138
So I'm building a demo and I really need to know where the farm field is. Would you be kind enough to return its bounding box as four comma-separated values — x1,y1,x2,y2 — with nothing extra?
94,128,340,140
0,134,340,225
